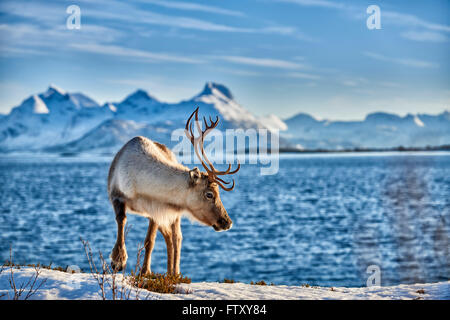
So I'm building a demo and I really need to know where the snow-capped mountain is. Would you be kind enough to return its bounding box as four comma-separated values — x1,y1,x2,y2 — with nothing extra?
0,82,286,153
190,82,264,129
258,114,288,132
0,85,114,150
111,82,270,129
283,110,450,149
55,82,287,153
114,89,163,121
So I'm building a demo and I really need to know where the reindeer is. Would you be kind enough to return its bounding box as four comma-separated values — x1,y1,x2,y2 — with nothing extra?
107,107,239,275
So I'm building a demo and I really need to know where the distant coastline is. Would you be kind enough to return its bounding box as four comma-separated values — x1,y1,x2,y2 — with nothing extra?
277,144,450,154
0,144,449,158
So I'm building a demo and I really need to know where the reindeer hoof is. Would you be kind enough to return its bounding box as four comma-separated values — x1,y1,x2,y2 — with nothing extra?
139,268,151,277
110,245,128,272
111,260,126,272
110,255,127,271
111,261,124,272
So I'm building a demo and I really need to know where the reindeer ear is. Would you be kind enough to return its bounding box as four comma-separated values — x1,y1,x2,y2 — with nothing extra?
189,167,201,185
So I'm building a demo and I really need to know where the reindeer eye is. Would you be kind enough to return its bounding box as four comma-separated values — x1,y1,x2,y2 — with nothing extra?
205,192,214,200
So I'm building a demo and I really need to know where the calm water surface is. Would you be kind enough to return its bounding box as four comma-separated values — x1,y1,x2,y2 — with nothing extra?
0,153,449,287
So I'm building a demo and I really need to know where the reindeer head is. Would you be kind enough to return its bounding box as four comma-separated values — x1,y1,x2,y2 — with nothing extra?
184,107,240,232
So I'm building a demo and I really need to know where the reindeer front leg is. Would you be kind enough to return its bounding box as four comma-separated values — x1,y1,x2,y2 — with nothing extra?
171,217,182,275
141,219,158,276
110,199,128,272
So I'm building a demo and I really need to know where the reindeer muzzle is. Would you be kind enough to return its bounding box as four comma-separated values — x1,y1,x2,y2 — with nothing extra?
213,216,232,232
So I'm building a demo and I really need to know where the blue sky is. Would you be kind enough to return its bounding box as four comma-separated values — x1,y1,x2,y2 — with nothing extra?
0,0,449,120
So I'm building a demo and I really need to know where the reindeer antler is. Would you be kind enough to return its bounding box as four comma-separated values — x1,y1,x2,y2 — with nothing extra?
185,107,240,191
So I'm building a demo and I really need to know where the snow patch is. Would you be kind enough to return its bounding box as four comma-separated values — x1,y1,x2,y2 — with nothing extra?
0,268,448,300
259,114,288,131
414,115,425,127
30,95,49,114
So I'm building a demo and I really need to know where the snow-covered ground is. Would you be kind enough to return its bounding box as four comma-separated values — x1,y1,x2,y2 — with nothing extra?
0,267,448,300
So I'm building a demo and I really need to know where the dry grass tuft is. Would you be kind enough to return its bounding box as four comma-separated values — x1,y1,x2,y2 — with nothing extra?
416,289,426,294
250,280,267,286
131,272,192,294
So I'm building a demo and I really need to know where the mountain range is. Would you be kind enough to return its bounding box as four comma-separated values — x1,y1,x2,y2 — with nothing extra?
0,83,448,153
284,111,450,149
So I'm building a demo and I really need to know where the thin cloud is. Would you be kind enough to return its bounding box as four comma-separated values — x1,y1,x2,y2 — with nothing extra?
212,67,262,77
383,11,450,33
0,46,47,57
0,1,62,25
379,81,402,88
89,7,305,37
340,77,368,87
364,52,438,69
138,0,245,17
215,55,306,70
286,72,321,80
277,0,345,10
0,23,122,56
79,0,308,38
401,31,448,43
87,8,252,33
70,43,202,64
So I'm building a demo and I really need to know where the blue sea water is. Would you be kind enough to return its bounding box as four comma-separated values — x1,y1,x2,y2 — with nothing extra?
0,153,449,287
